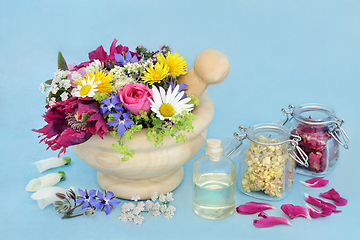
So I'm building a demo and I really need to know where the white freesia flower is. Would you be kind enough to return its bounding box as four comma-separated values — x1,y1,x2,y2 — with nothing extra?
33,157,71,173
25,172,66,192
30,187,67,209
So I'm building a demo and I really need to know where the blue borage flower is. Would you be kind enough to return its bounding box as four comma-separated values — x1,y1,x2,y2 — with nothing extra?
107,111,134,137
97,190,121,215
53,188,120,219
100,94,123,115
75,189,101,209
115,51,139,67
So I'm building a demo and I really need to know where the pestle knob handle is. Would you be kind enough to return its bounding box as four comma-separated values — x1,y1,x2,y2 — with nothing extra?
178,48,230,99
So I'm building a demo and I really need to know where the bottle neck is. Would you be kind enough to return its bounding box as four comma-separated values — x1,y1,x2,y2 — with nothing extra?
204,145,224,161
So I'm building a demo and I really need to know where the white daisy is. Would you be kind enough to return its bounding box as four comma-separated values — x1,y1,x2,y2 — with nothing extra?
148,85,193,120
72,75,101,98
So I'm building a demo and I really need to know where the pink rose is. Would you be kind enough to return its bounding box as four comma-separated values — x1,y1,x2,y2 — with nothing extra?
118,83,153,115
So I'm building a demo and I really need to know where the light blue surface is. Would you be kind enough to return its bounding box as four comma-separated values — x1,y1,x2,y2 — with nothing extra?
1,0,359,239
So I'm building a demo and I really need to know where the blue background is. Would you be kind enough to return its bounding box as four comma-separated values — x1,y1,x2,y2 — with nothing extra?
1,0,359,239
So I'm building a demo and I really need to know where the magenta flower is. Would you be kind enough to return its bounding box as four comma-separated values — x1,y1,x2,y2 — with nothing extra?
300,177,329,188
76,38,141,69
253,212,291,228
304,193,337,210
319,188,348,206
236,202,276,214
32,97,109,156
280,204,311,220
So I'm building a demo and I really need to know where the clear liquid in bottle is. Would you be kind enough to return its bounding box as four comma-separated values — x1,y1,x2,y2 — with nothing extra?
193,172,235,219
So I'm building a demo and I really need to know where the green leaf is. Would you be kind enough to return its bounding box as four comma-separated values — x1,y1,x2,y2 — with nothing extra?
45,79,53,85
58,51,69,71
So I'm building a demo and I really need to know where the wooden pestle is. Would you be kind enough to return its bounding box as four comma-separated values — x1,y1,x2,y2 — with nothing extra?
178,48,230,99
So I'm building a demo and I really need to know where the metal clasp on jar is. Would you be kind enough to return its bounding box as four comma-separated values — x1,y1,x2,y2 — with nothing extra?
280,104,349,150
328,117,349,149
286,135,309,167
227,126,247,157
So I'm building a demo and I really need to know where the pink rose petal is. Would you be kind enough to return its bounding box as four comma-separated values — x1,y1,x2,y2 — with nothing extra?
306,204,322,219
304,193,337,210
319,188,348,206
280,204,311,220
236,202,276,214
253,212,291,228
300,177,329,187
306,204,340,218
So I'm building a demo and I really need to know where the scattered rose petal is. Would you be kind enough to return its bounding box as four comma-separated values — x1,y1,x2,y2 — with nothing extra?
236,202,276,214
306,204,321,218
300,177,329,188
280,204,311,220
306,204,341,218
319,188,348,206
304,193,336,210
253,212,291,228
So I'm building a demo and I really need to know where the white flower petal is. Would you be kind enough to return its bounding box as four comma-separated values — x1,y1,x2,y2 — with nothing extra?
31,187,67,209
33,157,70,173
159,87,167,103
25,173,63,192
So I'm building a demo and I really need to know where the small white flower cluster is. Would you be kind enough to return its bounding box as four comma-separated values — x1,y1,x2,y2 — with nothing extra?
110,61,154,93
45,69,73,107
118,192,176,225
85,59,102,73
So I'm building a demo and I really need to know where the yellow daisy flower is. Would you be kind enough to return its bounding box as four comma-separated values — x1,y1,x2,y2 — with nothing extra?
141,62,170,85
157,52,187,77
74,69,113,97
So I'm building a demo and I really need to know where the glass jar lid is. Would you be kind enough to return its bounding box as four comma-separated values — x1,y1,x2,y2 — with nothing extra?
229,123,309,167
281,103,349,149
292,103,336,125
246,123,290,145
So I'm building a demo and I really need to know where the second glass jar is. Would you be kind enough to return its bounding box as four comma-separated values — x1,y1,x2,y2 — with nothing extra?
234,123,308,201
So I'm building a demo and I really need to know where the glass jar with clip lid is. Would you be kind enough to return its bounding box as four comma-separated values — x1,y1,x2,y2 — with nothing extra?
281,103,349,176
228,123,308,200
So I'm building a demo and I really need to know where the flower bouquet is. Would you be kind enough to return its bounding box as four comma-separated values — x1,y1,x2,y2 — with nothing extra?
33,39,230,199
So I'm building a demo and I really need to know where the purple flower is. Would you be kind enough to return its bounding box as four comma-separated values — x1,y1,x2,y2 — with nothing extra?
115,51,139,67
97,190,120,215
100,94,123,115
168,82,188,100
75,189,101,209
107,111,134,137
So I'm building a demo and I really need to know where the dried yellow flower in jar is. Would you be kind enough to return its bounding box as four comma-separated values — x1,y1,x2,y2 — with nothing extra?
241,136,295,198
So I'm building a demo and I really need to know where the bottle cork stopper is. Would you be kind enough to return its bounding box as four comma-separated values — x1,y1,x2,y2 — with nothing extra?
206,139,222,148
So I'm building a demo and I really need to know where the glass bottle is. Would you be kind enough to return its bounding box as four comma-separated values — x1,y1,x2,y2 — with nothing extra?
233,123,308,200
281,103,349,176
193,139,235,219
